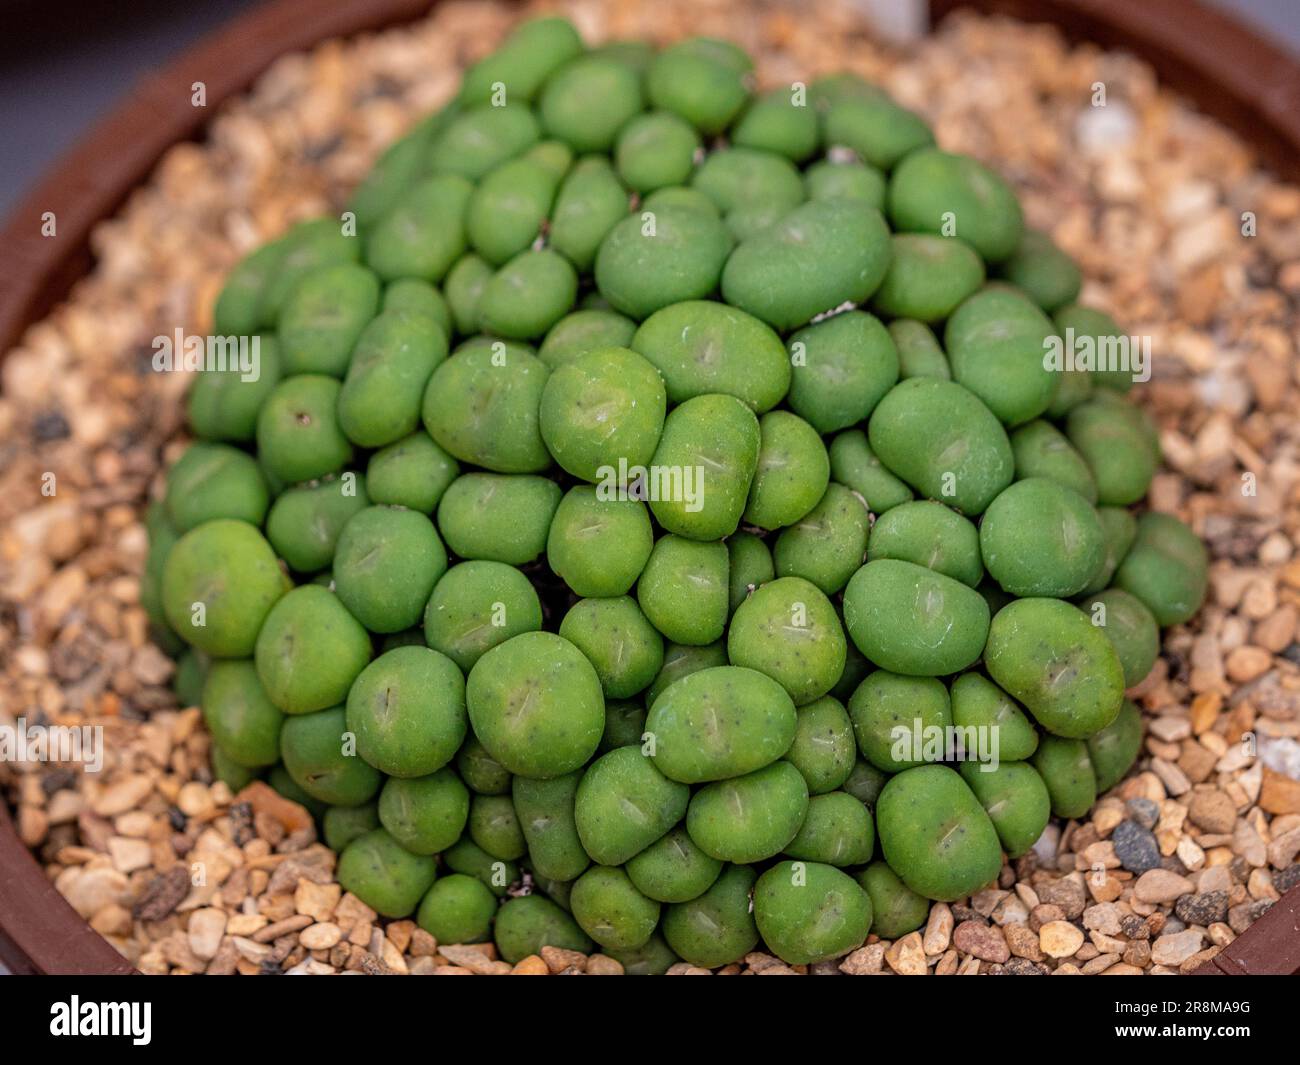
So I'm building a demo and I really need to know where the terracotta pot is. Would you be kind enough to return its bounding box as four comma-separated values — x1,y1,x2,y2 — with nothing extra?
1,0,1297,975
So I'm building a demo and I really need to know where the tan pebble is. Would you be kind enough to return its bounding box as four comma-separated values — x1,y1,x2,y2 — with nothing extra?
969,888,1007,917
231,936,272,964
1238,765,1263,806
1190,692,1222,735
1029,903,1065,931
1150,929,1205,966
1081,841,1118,870
991,894,1029,926
1039,921,1085,959
1179,947,1223,974
1090,929,1128,955
1092,803,1125,836
1225,646,1272,683
1267,826,1300,869
744,951,783,971
511,955,550,975
1196,865,1233,894
137,951,171,977
386,919,415,955
1232,820,1268,866
252,914,311,943
1253,605,1297,652
1004,922,1045,962
839,942,884,975
1148,715,1192,743
1259,769,1300,815
106,836,153,873
92,774,153,817
1199,732,1228,757
1082,953,1120,975
884,932,927,976
299,922,343,950
1086,874,1123,903
1014,883,1039,910
1155,827,1181,856
438,943,502,974
334,891,377,927
234,780,314,834
933,949,959,976
952,920,1009,963
17,805,48,847
540,945,587,973
1177,742,1218,784
225,913,267,937
1207,923,1235,947
585,954,625,976
922,902,952,955
1134,868,1195,904
1177,836,1207,871
187,908,227,961
379,938,409,973
1100,962,1145,975
177,781,215,818
89,903,134,937
113,810,154,838
59,866,129,919
1123,939,1152,968
294,879,341,922
1082,903,1122,936
409,928,438,957
1151,758,1191,797
1247,868,1279,900
1187,788,1238,833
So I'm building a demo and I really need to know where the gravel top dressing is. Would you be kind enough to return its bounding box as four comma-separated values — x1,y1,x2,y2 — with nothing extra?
2,0,1299,978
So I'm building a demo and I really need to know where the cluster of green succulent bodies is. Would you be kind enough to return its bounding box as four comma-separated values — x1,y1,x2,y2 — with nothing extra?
148,16,1211,971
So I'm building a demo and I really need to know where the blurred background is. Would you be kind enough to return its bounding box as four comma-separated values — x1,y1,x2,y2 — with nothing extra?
2,0,1299,217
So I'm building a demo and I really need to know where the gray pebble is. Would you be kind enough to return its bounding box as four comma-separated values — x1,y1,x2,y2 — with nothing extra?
1273,864,1300,894
1125,797,1159,829
1112,819,1162,874
1174,890,1229,927
996,958,1048,975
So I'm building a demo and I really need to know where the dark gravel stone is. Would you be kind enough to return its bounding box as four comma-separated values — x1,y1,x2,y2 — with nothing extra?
997,958,1048,975
1175,890,1229,927
1125,797,1159,829
132,865,191,921
1273,864,1300,894
1120,913,1150,940
1112,819,1162,874
32,409,70,442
